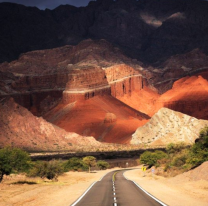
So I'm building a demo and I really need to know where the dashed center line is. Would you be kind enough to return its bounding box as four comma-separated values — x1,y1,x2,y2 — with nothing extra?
112,172,118,206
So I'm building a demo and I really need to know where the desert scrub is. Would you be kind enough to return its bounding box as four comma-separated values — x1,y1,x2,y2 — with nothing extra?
28,160,64,181
140,150,167,167
166,142,187,154
63,157,87,172
97,160,109,170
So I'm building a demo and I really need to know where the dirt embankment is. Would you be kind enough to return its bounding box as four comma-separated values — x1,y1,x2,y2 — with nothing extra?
125,163,208,206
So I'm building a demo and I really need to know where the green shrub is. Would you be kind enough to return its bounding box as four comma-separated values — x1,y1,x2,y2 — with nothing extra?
29,160,64,181
64,157,87,172
97,160,109,170
166,142,186,154
140,150,167,167
199,126,208,147
185,127,208,167
0,147,31,183
172,154,187,167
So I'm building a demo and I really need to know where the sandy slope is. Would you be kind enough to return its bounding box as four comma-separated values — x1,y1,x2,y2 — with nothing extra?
45,95,148,144
1,166,208,206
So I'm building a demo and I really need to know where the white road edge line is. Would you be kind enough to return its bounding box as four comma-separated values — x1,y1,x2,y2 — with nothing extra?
71,170,116,206
123,171,168,206
70,182,97,206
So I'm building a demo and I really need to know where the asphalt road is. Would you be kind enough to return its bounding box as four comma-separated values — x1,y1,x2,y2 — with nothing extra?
71,170,165,206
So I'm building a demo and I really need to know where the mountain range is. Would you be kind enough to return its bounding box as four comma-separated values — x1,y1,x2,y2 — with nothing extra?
0,0,208,150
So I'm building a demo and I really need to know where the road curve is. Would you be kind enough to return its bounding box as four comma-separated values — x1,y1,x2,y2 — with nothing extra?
71,169,166,206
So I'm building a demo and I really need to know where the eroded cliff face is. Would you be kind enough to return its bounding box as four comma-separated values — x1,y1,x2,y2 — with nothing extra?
0,39,149,115
104,64,146,98
0,98,100,151
131,107,208,146
62,67,111,103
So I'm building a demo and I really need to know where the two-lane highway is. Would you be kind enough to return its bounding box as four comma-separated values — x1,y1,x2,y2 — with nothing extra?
71,170,166,206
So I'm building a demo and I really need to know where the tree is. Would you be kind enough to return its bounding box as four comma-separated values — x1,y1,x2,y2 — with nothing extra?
97,160,109,170
29,160,64,181
82,156,96,173
0,147,31,183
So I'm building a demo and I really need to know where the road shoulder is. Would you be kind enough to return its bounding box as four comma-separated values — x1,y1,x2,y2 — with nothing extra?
124,167,208,206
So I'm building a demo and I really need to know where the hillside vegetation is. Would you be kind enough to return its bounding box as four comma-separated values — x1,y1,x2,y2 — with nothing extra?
140,127,208,176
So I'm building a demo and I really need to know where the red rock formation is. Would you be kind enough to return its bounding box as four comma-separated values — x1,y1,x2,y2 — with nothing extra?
0,98,100,151
158,75,208,119
44,95,149,144
104,64,146,98
119,74,208,120
0,39,146,116
117,87,160,117
62,66,111,103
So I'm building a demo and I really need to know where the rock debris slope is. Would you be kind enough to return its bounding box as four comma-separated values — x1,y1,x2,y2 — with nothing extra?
131,108,208,146
0,98,100,151
45,95,149,144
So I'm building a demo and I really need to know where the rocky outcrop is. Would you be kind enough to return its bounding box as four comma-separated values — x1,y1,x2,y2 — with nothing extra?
0,39,147,115
104,113,117,123
62,66,111,103
104,64,146,98
0,98,100,151
131,108,208,146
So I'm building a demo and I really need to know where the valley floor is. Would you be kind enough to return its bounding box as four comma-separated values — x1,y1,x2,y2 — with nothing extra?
0,166,207,206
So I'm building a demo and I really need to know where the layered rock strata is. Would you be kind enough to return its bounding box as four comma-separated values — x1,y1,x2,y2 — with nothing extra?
131,108,208,146
104,64,146,98
0,39,147,115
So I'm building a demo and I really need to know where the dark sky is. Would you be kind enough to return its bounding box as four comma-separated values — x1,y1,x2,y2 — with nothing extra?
0,0,92,9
